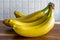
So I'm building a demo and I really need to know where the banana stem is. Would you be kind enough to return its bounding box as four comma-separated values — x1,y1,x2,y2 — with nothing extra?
48,2,55,9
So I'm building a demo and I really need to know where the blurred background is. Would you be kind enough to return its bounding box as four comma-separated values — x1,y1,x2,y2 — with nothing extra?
0,0,60,22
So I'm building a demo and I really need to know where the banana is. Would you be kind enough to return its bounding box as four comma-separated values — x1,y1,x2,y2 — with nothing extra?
3,11,25,27
8,3,50,25
14,11,26,18
13,16,55,37
8,2,55,37
8,2,52,26
3,3,49,27
15,5,49,22
9,9,49,26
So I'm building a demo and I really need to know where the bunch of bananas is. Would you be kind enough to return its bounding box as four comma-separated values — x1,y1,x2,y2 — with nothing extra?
3,2,55,37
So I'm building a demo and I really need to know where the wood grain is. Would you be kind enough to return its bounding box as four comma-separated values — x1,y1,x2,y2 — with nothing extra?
0,21,60,40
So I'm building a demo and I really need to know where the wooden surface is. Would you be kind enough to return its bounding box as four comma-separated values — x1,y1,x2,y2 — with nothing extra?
0,21,60,40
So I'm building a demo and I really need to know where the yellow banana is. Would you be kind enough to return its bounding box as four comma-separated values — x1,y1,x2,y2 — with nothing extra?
13,16,55,37
8,3,51,26
9,8,49,26
3,3,49,27
8,2,55,37
14,5,49,22
14,11,26,18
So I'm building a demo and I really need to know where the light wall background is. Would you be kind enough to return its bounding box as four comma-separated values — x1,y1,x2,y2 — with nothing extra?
0,0,60,22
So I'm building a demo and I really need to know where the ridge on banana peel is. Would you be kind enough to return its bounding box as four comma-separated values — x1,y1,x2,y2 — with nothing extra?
8,2,55,37
3,3,49,27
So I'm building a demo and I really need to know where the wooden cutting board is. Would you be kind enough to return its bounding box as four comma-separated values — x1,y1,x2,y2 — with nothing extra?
0,21,60,40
